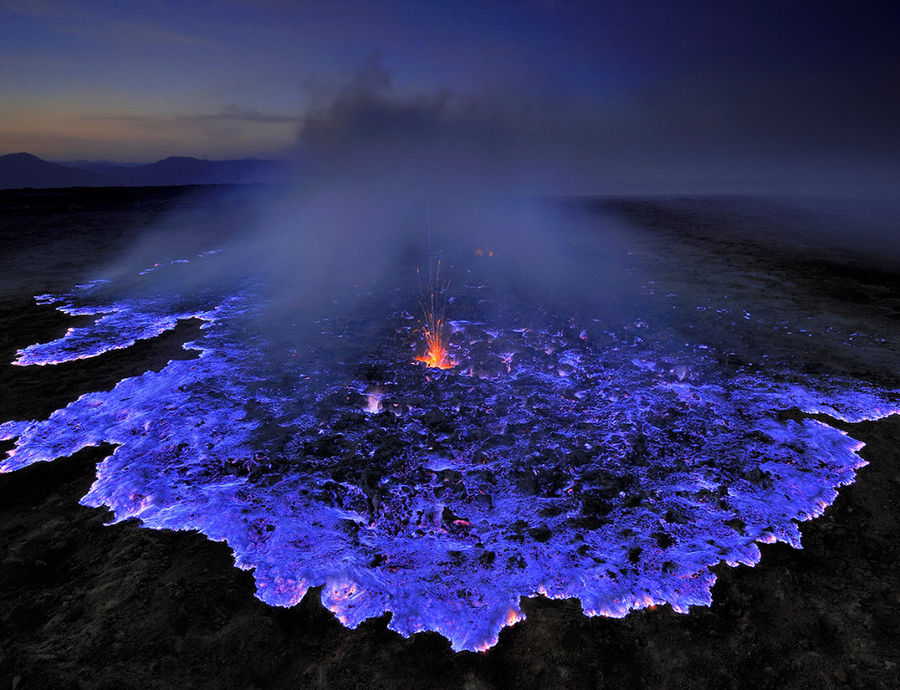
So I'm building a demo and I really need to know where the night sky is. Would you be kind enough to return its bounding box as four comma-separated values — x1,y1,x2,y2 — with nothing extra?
1,0,898,194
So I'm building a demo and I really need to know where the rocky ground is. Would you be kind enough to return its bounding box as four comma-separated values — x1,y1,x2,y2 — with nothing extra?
1,414,897,689
0,188,897,689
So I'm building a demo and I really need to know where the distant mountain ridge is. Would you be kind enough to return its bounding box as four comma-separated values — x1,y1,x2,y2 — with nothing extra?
0,152,287,189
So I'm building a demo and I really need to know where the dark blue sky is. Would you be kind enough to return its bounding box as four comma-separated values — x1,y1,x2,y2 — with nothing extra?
1,0,898,192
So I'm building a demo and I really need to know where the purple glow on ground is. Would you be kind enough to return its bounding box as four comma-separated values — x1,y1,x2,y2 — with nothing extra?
1,261,897,652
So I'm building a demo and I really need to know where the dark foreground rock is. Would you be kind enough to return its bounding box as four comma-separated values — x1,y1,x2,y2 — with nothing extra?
0,415,897,689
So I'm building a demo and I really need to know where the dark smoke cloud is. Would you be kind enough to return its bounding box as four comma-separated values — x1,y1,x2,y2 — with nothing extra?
285,51,900,199
96,50,900,341
291,63,546,196
97,59,642,341
233,68,639,325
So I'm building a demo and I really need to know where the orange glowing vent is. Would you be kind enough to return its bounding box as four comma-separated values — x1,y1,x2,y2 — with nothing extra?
415,260,455,370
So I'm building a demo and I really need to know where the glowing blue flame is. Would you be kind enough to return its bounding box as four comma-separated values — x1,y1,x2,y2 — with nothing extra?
1,261,897,652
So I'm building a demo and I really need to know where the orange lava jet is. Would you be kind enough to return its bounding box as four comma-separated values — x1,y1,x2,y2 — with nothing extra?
416,325,455,370
415,260,455,370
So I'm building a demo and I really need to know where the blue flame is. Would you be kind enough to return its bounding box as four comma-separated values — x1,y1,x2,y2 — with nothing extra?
1,257,897,652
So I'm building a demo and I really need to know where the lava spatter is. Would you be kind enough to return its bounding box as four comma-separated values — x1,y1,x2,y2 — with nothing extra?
415,261,456,370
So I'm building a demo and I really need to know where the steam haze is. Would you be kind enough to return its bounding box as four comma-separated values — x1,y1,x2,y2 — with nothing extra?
7,0,900,339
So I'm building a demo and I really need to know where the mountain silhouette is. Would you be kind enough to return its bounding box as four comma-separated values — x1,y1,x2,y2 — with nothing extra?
0,153,107,189
0,152,286,189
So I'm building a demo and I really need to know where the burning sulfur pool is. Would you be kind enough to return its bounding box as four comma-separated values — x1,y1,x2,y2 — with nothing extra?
1,248,897,653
